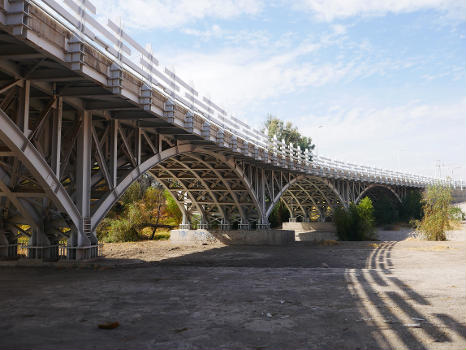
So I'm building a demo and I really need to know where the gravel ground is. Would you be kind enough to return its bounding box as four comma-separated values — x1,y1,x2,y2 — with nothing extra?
0,225,464,350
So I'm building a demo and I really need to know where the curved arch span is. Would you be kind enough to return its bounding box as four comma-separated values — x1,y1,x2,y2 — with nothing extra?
355,184,401,204
90,145,262,231
0,107,81,229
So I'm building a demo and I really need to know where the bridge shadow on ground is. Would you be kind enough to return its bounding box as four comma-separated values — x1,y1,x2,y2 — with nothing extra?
101,240,465,349
1,240,465,350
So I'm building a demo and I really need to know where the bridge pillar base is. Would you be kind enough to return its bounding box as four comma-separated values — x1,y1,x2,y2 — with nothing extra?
238,223,250,230
219,223,231,230
26,229,59,260
65,231,100,261
257,223,270,229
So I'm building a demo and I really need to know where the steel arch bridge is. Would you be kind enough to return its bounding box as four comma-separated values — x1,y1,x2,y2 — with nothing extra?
0,1,463,259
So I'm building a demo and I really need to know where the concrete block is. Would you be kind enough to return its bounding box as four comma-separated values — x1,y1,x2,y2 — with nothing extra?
170,229,295,246
282,222,336,233
282,222,338,242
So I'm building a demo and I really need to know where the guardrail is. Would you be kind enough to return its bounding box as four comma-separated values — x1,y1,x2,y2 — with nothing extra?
4,0,463,189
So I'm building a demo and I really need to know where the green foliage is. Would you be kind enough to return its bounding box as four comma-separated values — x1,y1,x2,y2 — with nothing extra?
334,197,376,241
98,216,140,243
269,201,290,228
449,206,465,221
263,115,315,153
96,180,182,242
164,190,183,225
415,185,458,241
400,190,423,222
373,196,400,225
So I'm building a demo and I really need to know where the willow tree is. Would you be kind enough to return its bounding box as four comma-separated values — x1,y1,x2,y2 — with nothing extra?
416,185,458,241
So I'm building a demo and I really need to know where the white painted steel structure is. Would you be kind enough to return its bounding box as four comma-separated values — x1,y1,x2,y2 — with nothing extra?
0,0,463,259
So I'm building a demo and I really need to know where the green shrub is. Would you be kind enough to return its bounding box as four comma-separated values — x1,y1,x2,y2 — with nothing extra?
415,185,458,241
334,197,376,240
449,206,465,221
96,180,182,243
97,216,141,243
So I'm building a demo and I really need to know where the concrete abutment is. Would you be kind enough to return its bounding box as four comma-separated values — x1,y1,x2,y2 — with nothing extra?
170,229,295,246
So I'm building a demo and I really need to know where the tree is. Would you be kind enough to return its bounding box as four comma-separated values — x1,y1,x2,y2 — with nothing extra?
333,197,376,240
164,190,183,226
415,185,458,241
96,180,181,242
263,114,315,153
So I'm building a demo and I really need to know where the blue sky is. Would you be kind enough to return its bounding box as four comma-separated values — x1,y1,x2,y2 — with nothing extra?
93,0,466,180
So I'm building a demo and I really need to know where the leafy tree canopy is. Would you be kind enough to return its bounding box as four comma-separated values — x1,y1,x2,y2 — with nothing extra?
263,114,315,152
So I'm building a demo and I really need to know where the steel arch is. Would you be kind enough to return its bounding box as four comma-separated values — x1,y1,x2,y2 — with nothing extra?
90,145,263,231
355,184,402,204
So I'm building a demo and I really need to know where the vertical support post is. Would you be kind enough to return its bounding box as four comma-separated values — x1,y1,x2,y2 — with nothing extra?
16,80,30,135
258,168,269,229
136,127,142,165
179,212,190,230
110,119,118,188
75,111,92,256
51,96,62,178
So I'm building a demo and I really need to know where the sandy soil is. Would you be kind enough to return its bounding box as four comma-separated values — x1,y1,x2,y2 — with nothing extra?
0,226,464,350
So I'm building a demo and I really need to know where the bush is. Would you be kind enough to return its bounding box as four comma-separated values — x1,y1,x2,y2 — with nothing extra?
334,197,376,241
97,216,141,243
449,206,465,221
415,185,459,241
96,180,183,242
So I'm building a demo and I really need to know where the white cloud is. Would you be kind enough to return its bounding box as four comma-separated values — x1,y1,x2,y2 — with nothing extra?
158,34,421,120
158,40,350,117
297,0,466,21
92,0,263,30
299,99,466,180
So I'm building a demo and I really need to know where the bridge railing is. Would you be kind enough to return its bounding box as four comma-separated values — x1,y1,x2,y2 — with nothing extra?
13,0,464,190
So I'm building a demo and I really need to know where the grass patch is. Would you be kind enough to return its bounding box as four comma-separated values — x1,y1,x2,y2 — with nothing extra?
153,233,170,240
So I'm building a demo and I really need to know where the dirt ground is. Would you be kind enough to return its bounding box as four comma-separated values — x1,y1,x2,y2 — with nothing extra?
0,226,465,350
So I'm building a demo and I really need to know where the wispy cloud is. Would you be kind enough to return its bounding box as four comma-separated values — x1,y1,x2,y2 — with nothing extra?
93,0,263,30
296,0,466,21
158,28,428,118
299,99,466,178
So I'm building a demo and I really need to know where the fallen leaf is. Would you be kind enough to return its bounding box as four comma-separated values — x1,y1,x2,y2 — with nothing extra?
174,327,188,333
98,321,119,330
